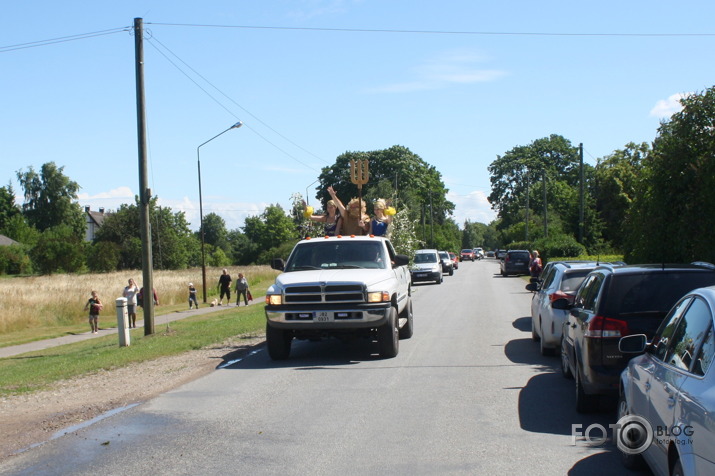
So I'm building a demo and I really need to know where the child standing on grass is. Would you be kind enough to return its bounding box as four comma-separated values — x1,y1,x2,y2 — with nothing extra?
188,282,199,309
83,290,103,334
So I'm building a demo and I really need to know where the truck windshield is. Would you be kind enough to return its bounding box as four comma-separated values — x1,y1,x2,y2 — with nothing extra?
286,241,387,271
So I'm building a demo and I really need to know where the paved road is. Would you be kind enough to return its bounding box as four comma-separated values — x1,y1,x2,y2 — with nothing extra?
0,260,651,475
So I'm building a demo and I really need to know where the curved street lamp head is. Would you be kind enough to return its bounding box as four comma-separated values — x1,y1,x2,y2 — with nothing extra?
231,121,243,129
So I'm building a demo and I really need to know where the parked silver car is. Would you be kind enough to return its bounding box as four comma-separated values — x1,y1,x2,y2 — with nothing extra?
526,261,599,356
618,285,715,476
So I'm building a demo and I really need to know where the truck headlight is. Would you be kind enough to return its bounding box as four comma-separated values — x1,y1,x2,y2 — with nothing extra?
267,294,283,306
367,291,390,303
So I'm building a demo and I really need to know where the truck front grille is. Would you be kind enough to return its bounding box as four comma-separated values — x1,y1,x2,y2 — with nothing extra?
283,283,366,304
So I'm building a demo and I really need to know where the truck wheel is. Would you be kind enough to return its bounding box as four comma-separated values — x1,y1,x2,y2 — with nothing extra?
266,323,292,360
378,307,399,358
398,299,414,339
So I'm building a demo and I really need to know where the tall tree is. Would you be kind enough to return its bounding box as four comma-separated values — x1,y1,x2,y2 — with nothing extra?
94,197,195,270
0,184,20,232
201,212,230,253
626,87,715,262
314,145,455,226
593,142,648,249
16,162,85,238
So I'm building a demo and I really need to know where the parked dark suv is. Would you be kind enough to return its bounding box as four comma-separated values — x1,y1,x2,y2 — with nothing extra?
500,250,531,276
558,262,715,412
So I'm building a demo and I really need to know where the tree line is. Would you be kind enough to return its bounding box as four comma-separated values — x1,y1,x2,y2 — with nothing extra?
1,85,714,274
488,86,715,263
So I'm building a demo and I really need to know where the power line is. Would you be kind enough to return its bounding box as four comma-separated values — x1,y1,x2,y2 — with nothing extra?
145,22,715,38
0,27,131,53
149,36,328,166
145,35,322,172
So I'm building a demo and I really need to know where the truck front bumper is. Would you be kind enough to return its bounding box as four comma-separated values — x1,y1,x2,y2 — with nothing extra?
265,303,391,330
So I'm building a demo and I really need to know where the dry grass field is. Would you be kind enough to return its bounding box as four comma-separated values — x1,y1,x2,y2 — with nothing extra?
0,266,279,336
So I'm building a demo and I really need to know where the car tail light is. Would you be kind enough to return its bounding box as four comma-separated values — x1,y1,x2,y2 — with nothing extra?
504,255,510,263
584,315,629,338
549,291,570,302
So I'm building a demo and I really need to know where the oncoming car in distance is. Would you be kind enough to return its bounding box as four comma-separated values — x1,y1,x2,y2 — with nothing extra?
460,249,475,261
411,249,443,285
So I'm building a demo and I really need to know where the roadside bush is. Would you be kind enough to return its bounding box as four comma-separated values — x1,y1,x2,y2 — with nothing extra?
0,245,33,275
533,234,587,261
87,241,120,272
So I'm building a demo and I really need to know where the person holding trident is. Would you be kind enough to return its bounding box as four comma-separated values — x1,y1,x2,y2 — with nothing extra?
335,159,371,236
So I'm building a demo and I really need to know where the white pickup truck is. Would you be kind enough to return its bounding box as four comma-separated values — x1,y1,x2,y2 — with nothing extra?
265,235,413,360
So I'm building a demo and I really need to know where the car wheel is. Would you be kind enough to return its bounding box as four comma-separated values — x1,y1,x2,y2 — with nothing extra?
398,299,414,339
266,323,292,360
501,270,507,277
449,268,454,276
617,393,646,470
531,318,539,342
560,338,573,379
539,322,555,356
378,307,399,358
575,367,599,413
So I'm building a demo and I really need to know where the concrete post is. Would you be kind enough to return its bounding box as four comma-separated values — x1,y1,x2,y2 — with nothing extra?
116,297,131,347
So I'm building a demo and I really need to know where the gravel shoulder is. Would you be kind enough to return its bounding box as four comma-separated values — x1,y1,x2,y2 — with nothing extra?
0,335,265,461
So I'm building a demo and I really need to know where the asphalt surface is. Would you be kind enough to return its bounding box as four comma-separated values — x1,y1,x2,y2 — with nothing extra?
0,297,263,359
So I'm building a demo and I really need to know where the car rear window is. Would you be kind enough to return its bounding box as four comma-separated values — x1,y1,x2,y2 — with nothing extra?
560,270,591,292
604,271,715,318
509,252,530,261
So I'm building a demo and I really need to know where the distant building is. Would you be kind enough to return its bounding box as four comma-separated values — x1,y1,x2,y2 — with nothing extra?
85,206,109,242
0,234,19,246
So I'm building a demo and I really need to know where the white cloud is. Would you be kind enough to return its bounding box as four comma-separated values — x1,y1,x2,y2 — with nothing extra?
77,186,134,200
448,189,496,227
650,93,690,119
368,49,507,93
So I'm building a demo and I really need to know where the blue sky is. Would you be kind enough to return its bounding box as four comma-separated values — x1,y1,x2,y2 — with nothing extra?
2,1,714,231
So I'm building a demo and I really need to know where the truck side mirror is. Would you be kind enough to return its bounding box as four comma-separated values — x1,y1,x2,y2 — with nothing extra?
271,258,285,271
393,254,409,267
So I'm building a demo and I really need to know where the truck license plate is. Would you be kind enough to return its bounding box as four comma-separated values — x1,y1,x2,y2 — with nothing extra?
315,311,331,322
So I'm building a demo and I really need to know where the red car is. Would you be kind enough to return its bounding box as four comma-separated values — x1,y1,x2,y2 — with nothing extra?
460,249,475,261
449,252,459,270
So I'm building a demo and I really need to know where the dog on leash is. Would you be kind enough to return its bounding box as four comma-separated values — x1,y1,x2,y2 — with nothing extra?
209,298,219,307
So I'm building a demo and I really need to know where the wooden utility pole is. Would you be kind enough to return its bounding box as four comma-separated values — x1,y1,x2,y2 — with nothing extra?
579,143,584,244
134,17,154,335
542,169,548,238
525,170,530,242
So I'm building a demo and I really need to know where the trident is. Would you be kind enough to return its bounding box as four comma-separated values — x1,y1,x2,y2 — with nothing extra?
350,159,370,214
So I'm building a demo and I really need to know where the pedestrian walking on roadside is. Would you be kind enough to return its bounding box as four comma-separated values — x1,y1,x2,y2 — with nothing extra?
217,268,232,305
123,278,139,328
188,282,199,309
530,250,543,278
137,287,159,308
83,290,103,334
235,273,250,306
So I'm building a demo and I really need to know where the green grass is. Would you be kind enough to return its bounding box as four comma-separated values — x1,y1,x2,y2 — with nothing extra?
0,304,266,397
0,302,219,348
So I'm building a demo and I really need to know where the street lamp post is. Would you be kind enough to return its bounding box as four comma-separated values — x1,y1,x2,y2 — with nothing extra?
197,121,243,303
